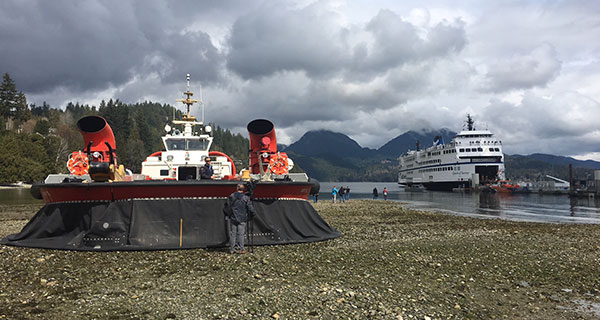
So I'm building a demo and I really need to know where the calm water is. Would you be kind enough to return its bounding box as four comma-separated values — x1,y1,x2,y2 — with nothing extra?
0,188,43,205
2,184,600,224
320,182,600,224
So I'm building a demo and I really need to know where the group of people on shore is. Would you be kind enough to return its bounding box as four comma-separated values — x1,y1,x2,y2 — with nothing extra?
330,185,351,203
372,187,389,200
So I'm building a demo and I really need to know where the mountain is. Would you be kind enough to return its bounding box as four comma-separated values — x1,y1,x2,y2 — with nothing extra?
285,130,376,158
283,130,396,181
377,129,457,158
505,154,600,181
524,153,600,170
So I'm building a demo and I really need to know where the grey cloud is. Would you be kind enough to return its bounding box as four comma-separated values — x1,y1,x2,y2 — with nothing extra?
352,10,467,76
226,3,350,80
480,92,600,156
0,0,225,95
227,6,467,82
483,44,561,92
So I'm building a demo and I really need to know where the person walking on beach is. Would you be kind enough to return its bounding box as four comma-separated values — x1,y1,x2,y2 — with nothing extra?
332,186,338,203
226,183,256,254
339,186,345,203
372,187,378,199
383,187,388,200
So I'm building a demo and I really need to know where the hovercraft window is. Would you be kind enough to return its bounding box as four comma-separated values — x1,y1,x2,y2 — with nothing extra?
187,138,209,151
166,139,186,150
160,169,169,176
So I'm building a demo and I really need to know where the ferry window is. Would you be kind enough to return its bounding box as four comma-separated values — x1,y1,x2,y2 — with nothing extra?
478,147,483,152
459,148,464,152
166,139,186,150
187,138,209,150
160,169,169,176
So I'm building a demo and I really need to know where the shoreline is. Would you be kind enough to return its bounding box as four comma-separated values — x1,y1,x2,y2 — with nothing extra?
0,184,32,189
1,200,599,319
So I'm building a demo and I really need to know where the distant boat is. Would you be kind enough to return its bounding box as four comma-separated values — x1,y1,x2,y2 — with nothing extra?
490,180,521,193
398,115,506,191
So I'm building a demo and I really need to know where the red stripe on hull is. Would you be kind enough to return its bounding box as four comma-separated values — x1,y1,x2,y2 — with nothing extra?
39,181,311,204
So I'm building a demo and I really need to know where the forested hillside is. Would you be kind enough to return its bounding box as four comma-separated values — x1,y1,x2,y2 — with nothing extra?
0,73,249,183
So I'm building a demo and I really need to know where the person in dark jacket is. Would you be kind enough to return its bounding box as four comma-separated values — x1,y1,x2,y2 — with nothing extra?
227,183,257,254
372,187,378,199
200,157,215,179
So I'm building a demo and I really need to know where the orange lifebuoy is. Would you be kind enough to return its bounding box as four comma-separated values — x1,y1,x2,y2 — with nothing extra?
268,153,289,175
67,151,89,176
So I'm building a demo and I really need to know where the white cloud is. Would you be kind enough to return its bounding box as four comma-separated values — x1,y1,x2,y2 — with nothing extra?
483,44,562,92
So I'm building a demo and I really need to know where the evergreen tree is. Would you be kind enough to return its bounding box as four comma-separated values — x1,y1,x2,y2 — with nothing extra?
120,119,146,172
15,92,31,123
0,73,18,121
0,73,30,126
34,119,51,135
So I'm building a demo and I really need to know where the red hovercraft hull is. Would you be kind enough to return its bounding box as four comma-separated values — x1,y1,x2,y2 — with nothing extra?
36,180,314,204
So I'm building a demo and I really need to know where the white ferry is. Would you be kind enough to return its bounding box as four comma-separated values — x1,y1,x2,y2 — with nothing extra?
398,115,506,191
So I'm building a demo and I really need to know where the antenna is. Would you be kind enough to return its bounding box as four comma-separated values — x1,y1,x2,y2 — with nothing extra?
176,73,199,122
200,83,204,125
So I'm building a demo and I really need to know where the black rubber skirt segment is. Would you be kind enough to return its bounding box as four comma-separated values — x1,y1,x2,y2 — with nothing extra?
0,199,340,251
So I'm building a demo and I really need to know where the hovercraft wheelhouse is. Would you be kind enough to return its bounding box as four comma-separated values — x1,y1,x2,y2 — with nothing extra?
398,115,506,191
141,75,233,181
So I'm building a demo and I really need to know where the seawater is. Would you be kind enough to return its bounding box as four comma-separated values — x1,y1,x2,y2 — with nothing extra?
319,182,600,224
0,188,43,205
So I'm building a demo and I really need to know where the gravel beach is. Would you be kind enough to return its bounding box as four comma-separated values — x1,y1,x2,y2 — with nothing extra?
1,200,600,319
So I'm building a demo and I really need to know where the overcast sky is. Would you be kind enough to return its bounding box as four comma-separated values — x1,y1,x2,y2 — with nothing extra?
1,0,599,160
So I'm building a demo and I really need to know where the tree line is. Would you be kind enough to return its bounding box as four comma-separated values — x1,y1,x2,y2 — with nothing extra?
0,73,250,183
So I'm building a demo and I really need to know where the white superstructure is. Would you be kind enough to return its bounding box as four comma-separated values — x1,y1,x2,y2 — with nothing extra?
141,75,233,180
398,116,505,191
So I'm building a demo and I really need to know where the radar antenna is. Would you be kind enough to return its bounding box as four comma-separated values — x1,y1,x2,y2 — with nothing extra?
466,114,475,131
176,74,201,123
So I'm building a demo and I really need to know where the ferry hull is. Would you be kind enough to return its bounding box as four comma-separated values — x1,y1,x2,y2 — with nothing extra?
421,181,471,191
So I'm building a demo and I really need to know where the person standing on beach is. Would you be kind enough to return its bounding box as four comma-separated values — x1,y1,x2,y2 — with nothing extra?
383,187,388,200
313,192,319,203
339,186,345,203
345,186,350,201
226,183,256,254
332,186,338,203
372,187,378,199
